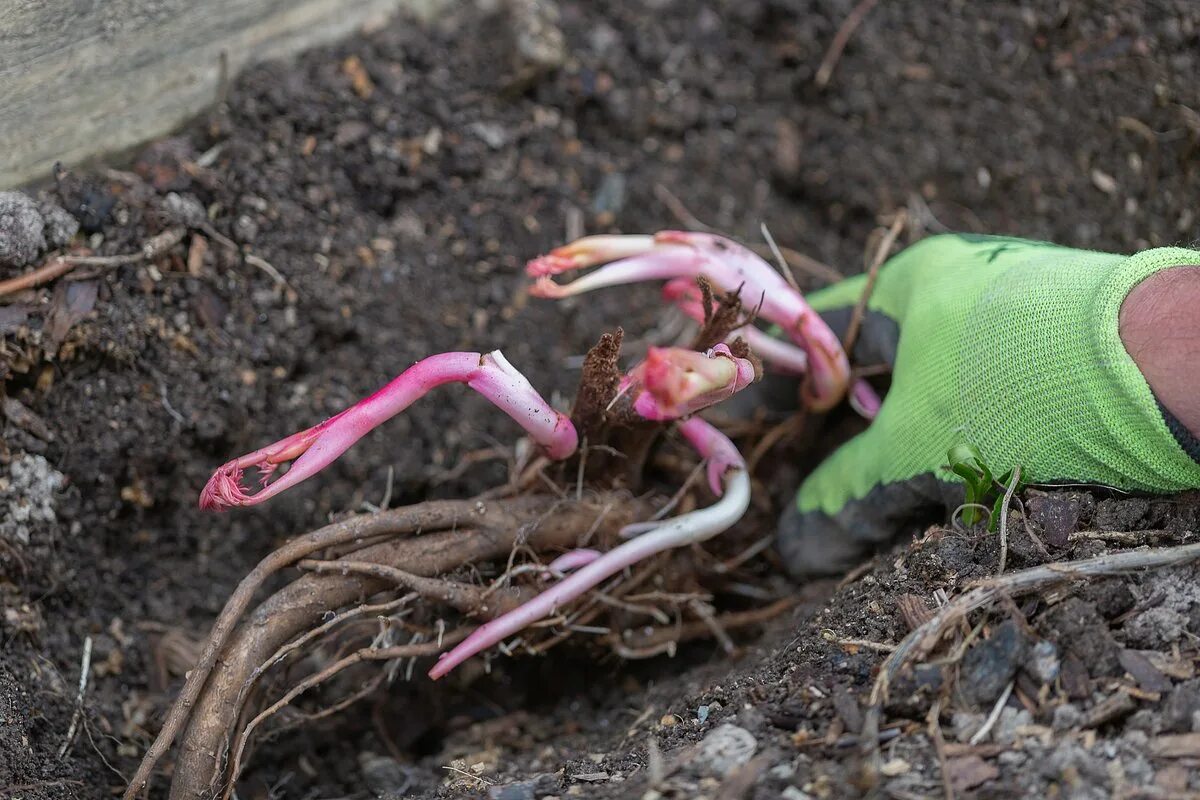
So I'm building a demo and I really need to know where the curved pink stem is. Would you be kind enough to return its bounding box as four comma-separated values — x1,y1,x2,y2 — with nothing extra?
528,232,850,409
527,235,656,276
200,351,577,510
849,380,882,420
429,418,746,680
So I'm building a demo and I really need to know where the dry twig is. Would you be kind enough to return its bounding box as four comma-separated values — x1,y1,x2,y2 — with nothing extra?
0,228,186,297
995,466,1021,576
57,636,93,759
843,210,905,356
815,0,880,89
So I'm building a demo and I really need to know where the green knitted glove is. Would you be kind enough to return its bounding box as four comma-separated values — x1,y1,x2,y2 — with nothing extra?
777,233,1200,577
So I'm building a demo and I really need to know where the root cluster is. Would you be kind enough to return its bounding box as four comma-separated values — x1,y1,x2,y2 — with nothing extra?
126,484,790,799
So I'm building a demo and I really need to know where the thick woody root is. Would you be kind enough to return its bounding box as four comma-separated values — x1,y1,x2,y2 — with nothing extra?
159,493,644,800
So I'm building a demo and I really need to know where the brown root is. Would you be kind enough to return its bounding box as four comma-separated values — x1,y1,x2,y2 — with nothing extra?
127,498,503,800
606,595,800,659
225,632,475,798
153,493,642,800
297,558,534,617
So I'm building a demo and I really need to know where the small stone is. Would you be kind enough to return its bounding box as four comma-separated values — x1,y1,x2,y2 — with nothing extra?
163,192,208,229
952,711,985,743
781,787,813,800
469,121,509,150
960,619,1028,706
1091,168,1118,194
696,724,757,776
233,214,259,243
1026,492,1086,548
334,120,371,146
1027,639,1060,684
994,708,1032,745
591,172,626,216
38,199,79,247
358,751,412,796
491,784,536,800
1052,703,1083,731
509,0,565,75
0,191,47,267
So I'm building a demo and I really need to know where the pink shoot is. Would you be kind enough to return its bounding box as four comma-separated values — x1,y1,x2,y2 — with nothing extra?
541,549,602,579
662,278,808,375
527,231,851,410
429,417,747,680
849,380,882,420
621,343,758,421
527,234,655,277
664,278,883,420
199,351,578,510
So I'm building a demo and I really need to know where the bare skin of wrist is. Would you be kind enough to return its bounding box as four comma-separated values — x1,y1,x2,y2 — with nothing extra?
1119,266,1200,440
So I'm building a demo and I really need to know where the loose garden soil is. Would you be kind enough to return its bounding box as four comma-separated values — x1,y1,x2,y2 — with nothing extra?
3,1,1200,798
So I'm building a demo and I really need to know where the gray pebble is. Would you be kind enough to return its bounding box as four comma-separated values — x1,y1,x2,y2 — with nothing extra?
696,723,757,776
0,191,47,267
38,200,79,247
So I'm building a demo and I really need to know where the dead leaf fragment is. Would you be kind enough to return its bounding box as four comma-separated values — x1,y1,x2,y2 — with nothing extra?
947,755,999,792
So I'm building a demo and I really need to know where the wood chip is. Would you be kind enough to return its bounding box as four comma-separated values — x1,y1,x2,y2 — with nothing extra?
1082,692,1136,728
896,593,934,631
1143,650,1195,680
1149,733,1200,759
186,233,208,275
571,772,610,782
1060,654,1091,700
2,396,54,441
1118,649,1173,693
342,55,374,99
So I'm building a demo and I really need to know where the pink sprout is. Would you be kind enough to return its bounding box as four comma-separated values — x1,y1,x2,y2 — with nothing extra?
528,232,851,410
661,278,808,375
621,343,758,421
662,278,882,419
199,351,578,510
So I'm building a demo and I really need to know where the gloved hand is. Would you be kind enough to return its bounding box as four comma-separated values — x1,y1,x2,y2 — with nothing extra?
777,233,1200,578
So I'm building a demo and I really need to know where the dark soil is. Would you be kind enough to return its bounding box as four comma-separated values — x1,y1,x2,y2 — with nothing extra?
3,1,1200,798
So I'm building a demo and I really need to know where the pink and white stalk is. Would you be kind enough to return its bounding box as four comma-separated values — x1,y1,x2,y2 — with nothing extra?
661,278,882,420
201,344,757,509
528,231,852,410
200,351,577,510
429,417,748,680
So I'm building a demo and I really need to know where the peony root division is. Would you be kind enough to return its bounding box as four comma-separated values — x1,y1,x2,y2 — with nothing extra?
130,230,873,799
